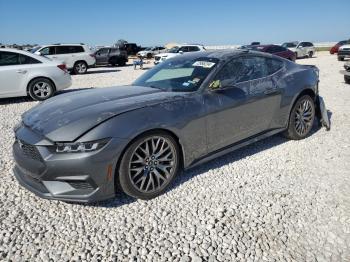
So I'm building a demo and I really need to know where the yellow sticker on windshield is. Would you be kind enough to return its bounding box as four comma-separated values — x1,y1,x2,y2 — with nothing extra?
192,61,216,68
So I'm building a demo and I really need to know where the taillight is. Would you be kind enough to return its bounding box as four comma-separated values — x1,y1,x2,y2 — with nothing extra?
57,64,68,72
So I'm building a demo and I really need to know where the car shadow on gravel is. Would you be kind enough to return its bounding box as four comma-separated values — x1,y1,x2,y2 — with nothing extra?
83,69,121,74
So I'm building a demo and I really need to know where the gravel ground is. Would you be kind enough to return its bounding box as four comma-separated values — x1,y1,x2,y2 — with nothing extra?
0,53,350,261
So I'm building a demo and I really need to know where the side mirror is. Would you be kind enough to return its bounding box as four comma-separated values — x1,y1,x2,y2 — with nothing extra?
179,51,184,54
35,51,42,56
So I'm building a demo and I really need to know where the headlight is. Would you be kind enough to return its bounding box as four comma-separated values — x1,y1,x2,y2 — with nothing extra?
56,139,110,153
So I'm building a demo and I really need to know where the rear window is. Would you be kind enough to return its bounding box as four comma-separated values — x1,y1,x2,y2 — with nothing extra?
19,54,41,64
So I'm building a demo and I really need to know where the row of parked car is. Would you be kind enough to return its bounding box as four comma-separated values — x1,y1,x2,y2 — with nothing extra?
1,40,348,101
151,41,316,65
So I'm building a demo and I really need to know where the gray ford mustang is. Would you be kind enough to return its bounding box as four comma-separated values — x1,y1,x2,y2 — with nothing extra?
13,50,330,202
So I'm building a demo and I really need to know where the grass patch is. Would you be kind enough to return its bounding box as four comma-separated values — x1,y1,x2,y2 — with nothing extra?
316,47,331,52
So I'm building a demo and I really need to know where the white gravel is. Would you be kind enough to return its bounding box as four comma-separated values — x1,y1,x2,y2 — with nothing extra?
0,53,350,261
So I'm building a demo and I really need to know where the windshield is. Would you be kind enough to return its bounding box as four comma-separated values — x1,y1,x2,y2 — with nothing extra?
144,47,152,51
168,46,180,53
30,46,42,53
133,56,219,92
282,42,297,48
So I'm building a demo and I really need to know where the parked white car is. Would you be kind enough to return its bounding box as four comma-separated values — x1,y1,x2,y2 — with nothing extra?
0,48,72,100
154,45,206,64
31,44,96,74
137,46,166,59
281,41,316,58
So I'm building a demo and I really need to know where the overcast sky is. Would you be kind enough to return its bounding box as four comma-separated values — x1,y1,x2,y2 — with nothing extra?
1,0,349,46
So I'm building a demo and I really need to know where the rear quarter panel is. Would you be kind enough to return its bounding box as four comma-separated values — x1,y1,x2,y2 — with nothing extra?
272,62,318,128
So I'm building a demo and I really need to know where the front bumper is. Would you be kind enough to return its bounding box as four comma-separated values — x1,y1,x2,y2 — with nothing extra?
13,126,128,203
338,50,350,59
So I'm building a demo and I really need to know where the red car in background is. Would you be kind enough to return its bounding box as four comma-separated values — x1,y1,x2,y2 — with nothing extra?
244,44,296,61
330,40,349,54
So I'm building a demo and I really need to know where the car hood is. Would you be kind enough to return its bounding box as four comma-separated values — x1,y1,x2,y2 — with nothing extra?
22,86,184,142
287,47,297,52
339,44,350,50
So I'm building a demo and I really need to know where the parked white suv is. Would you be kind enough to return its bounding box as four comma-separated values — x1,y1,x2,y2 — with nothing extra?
31,44,96,74
281,41,316,58
0,48,71,100
137,46,166,59
154,45,206,64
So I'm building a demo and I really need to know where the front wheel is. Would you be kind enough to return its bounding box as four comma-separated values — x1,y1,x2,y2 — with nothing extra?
28,78,55,101
283,95,315,140
308,51,313,58
338,56,344,61
73,61,88,74
118,132,180,199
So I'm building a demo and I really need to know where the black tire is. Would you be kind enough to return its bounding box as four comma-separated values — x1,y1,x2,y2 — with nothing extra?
118,60,126,66
308,51,313,58
73,61,88,74
345,75,350,84
338,56,344,61
28,78,55,101
295,52,298,59
147,53,152,59
283,95,315,140
118,131,180,199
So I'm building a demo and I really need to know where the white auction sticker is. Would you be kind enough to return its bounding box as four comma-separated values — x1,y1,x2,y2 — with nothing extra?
192,61,216,68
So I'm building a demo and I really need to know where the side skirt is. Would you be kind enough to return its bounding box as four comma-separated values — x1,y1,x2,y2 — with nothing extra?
186,128,286,170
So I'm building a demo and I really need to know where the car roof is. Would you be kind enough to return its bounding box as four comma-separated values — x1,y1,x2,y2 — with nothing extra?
0,48,53,63
168,49,276,61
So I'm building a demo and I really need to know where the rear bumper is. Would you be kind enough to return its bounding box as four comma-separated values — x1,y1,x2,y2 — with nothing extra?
12,127,128,203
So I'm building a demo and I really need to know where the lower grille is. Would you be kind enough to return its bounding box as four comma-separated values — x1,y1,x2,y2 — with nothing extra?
69,181,94,190
19,140,43,162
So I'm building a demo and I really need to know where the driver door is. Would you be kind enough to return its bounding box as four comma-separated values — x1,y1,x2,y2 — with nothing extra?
204,55,281,153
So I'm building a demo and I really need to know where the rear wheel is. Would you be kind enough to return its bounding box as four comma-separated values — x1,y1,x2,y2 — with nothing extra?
308,51,313,58
118,60,126,66
73,61,88,74
283,95,315,140
345,75,350,84
28,78,55,101
338,56,344,61
118,132,180,199
147,53,152,59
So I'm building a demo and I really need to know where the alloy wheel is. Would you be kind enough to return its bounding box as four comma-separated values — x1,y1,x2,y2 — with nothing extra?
32,82,52,98
294,99,314,136
76,62,87,74
129,136,177,193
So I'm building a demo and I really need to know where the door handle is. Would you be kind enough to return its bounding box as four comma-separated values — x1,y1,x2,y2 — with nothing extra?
16,70,27,74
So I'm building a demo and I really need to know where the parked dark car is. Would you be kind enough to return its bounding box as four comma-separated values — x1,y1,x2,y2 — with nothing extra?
330,40,349,54
245,45,296,61
122,43,141,56
13,50,330,202
94,47,128,66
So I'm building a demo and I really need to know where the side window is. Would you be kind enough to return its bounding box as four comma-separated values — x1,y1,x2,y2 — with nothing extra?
40,46,55,55
215,56,270,86
266,46,277,53
70,46,84,53
299,42,306,48
99,48,109,55
180,46,190,52
189,46,200,52
266,58,283,75
19,54,41,64
274,46,286,52
56,46,70,54
0,51,20,66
